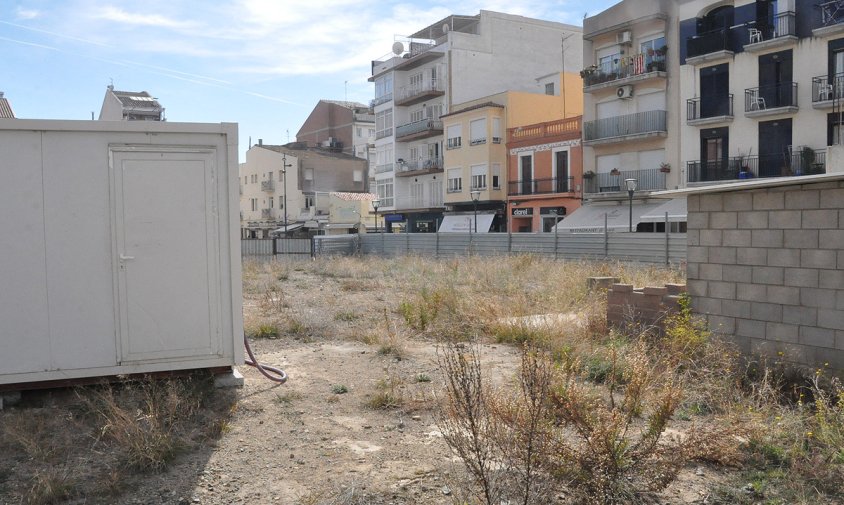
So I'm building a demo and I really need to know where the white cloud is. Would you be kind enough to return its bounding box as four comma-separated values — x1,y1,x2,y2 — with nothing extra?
15,7,41,20
95,6,199,29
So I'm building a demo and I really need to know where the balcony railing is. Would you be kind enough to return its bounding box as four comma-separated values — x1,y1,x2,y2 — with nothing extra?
584,110,667,142
686,28,731,60
745,82,797,112
687,150,827,183
396,79,445,106
261,208,273,219
375,162,394,174
507,117,581,143
395,119,443,141
812,74,844,103
815,0,844,29
687,94,733,121
375,127,393,140
396,157,443,176
370,93,393,108
748,11,797,42
261,180,275,191
582,51,667,87
508,177,574,196
583,168,666,194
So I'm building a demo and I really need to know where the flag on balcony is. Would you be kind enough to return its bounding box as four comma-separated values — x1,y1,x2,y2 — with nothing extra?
633,54,645,75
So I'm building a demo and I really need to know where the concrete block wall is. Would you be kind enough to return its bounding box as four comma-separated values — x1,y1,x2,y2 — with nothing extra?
686,180,844,370
607,282,686,333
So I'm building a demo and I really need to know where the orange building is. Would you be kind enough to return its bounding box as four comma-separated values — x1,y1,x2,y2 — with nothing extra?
506,116,583,232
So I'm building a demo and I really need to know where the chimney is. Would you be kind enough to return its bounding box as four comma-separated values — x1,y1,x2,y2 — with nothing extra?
258,138,263,146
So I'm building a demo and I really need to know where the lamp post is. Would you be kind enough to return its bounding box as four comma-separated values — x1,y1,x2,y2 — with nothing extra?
281,153,293,227
470,190,481,233
624,178,637,233
372,198,380,233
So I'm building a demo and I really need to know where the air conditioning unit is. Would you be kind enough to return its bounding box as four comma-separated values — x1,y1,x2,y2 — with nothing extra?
617,30,632,45
617,85,634,99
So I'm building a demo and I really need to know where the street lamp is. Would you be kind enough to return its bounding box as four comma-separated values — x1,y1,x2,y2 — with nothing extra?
624,178,637,233
281,153,293,227
470,190,481,233
371,198,380,233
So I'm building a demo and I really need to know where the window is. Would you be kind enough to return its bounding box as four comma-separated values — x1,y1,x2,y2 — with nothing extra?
251,198,257,211
410,182,424,207
374,74,393,101
353,169,363,182
376,109,393,138
270,196,275,208
447,168,462,192
492,117,501,143
267,171,273,181
470,118,486,145
376,179,394,206
447,124,462,149
369,129,375,136
429,180,443,207
357,127,362,136
244,176,247,184
304,195,314,209
409,147,419,162
410,109,424,122
278,170,283,181
305,168,313,180
491,163,501,189
545,82,555,95
471,164,487,190
640,35,666,68
409,72,423,92
598,52,622,76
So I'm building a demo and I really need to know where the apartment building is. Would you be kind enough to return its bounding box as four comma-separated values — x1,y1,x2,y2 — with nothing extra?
507,116,584,232
0,92,14,118
296,100,376,173
369,10,583,232
439,86,583,232
99,85,165,121
581,0,681,205
678,0,839,184
239,142,367,238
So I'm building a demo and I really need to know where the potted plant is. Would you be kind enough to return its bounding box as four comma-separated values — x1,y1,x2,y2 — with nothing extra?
659,162,671,173
583,170,596,179
610,168,621,176
579,65,597,79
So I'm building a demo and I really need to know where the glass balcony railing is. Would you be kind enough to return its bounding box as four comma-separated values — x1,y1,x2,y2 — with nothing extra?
687,94,734,121
686,27,731,59
395,119,443,141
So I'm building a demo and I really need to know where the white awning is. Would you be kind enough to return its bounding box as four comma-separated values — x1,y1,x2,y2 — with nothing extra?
639,198,687,223
271,223,304,234
552,202,669,233
438,213,495,233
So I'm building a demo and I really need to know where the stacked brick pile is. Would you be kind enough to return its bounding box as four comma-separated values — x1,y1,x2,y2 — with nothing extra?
606,283,687,333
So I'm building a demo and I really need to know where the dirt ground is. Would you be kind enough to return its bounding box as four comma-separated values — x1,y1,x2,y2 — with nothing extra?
1,259,739,504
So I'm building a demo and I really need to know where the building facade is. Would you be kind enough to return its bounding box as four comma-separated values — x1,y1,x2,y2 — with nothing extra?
296,100,376,173
0,92,15,118
369,10,583,232
507,116,584,232
239,142,368,237
99,85,165,121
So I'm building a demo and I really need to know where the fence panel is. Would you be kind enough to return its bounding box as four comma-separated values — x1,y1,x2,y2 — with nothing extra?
241,239,274,256
314,235,357,256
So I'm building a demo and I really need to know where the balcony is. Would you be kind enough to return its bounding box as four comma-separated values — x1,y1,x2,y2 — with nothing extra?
375,162,394,174
375,127,392,140
813,0,844,37
583,110,667,145
508,177,575,196
687,94,734,126
395,157,443,177
744,82,798,117
686,150,826,183
812,74,844,109
583,168,666,195
395,79,445,107
261,208,273,219
370,93,393,108
582,51,667,92
261,180,275,191
686,28,733,65
507,117,580,143
744,12,797,52
395,119,443,142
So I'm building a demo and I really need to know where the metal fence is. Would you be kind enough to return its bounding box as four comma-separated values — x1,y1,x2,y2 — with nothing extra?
311,231,686,265
241,238,313,259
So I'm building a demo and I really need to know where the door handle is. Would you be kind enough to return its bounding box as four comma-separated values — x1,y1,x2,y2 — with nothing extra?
119,254,135,261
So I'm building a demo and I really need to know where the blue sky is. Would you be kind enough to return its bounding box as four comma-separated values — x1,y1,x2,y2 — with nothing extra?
1,0,617,157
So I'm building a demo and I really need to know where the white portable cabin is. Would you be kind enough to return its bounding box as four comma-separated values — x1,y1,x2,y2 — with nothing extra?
0,119,243,387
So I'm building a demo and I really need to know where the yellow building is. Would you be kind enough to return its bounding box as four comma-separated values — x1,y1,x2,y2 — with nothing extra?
439,74,583,232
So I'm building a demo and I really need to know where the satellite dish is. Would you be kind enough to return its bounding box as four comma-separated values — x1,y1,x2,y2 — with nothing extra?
392,41,404,55
442,23,450,33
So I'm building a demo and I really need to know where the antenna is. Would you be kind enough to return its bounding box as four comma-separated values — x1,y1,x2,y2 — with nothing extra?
391,41,404,55
345,80,348,102
286,129,290,143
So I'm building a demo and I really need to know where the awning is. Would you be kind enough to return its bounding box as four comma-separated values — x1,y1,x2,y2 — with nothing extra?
271,223,304,234
639,198,687,223
438,213,495,233
552,202,670,233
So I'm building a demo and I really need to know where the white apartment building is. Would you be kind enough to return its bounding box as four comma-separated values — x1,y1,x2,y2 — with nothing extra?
369,10,583,232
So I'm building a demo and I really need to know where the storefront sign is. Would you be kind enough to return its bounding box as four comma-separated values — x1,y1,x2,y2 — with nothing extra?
540,206,566,216
384,214,404,222
512,207,533,217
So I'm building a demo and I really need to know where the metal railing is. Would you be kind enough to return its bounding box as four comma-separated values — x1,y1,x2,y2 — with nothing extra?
508,117,581,143
749,11,797,41
261,180,275,191
582,50,667,87
508,176,575,196
375,127,393,140
375,162,394,174
686,150,826,182
396,79,444,103
584,110,667,142
395,119,443,140
812,73,844,103
816,0,844,28
687,94,733,121
686,27,731,59
370,93,393,108
261,208,273,218
744,82,798,111
583,168,666,194
397,157,443,172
